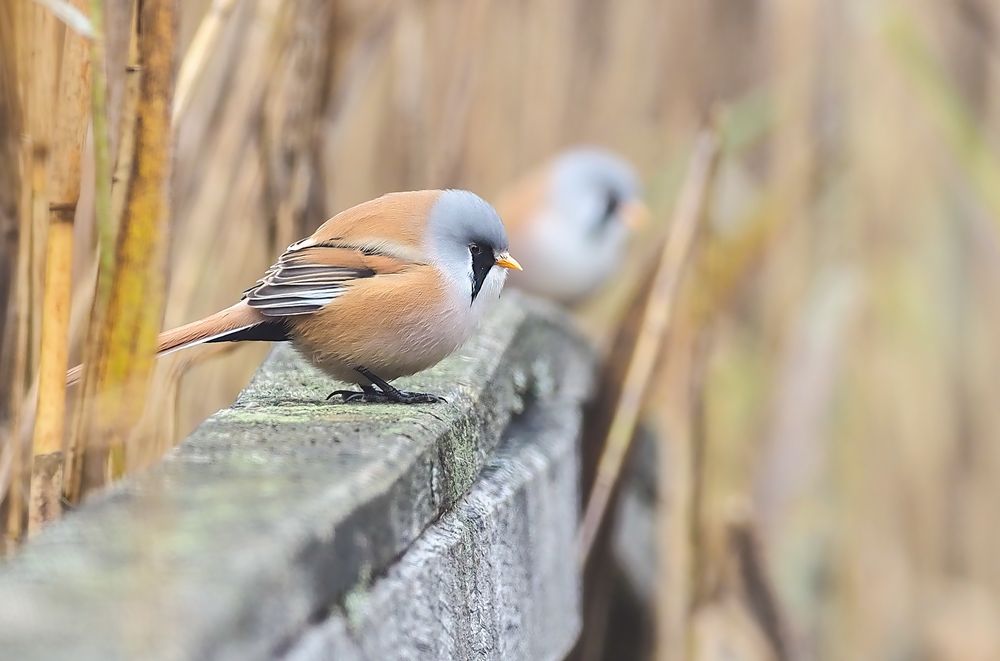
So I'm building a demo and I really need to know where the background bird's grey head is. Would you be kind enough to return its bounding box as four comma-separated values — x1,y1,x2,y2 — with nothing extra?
426,189,510,303
507,147,640,303
549,147,641,236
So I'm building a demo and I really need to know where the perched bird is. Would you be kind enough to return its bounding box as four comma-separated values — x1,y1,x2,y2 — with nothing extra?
495,148,647,304
67,190,522,404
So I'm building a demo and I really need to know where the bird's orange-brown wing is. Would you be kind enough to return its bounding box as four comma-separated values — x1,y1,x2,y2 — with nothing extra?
247,190,444,316
243,244,414,316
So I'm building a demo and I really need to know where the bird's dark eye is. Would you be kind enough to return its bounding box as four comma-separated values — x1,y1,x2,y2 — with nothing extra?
470,243,483,255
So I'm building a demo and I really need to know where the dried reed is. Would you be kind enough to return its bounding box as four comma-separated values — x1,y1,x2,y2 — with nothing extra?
28,0,92,531
579,129,721,562
70,0,176,498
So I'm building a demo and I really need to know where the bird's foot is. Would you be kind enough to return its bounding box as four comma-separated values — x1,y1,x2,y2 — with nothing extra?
391,390,447,404
326,388,445,405
326,389,376,403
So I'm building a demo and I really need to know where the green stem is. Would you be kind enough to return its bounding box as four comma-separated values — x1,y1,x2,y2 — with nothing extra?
89,0,114,298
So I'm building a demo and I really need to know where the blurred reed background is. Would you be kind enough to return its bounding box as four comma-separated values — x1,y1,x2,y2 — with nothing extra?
3,0,1000,659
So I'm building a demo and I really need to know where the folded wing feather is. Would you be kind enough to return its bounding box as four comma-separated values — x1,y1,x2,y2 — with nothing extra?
243,243,411,316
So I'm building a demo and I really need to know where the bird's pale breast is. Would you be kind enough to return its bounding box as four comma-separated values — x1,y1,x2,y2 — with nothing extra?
287,264,472,384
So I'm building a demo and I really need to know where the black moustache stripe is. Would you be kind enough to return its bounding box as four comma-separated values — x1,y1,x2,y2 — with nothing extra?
471,248,495,303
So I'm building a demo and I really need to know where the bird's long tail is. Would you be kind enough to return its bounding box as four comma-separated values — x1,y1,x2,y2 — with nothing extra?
66,302,287,386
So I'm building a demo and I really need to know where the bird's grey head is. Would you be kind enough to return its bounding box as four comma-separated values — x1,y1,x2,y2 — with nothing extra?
426,189,517,305
549,148,642,238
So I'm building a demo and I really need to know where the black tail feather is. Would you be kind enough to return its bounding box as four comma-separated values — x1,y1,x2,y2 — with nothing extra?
206,321,290,344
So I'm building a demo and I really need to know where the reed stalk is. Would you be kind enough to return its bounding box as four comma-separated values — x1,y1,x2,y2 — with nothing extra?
1,0,60,546
579,129,720,562
72,0,176,497
0,0,23,553
64,0,116,503
28,0,93,532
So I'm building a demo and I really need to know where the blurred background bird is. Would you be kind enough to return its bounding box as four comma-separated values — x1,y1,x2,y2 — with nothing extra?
494,148,648,305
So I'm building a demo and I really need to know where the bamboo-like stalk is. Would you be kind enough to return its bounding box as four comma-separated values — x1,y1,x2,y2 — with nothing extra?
68,7,139,482
578,129,720,561
110,21,141,227
4,80,25,547
72,0,176,497
172,0,238,123
0,1,20,380
28,0,93,533
2,0,60,546
654,304,703,661
64,2,138,485
0,0,23,552
65,0,113,504
65,0,132,502
88,0,114,285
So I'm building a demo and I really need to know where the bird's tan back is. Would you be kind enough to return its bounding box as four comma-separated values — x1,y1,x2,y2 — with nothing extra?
310,190,441,254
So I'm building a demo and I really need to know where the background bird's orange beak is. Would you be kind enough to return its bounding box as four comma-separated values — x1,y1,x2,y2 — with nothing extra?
621,200,651,230
495,252,523,271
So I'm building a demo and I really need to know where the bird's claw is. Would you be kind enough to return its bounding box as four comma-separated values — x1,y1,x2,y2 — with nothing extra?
326,389,445,405
396,391,447,404
326,389,365,402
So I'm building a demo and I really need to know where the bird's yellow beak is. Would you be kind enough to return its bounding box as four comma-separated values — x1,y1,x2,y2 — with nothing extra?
495,252,523,271
622,200,651,230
